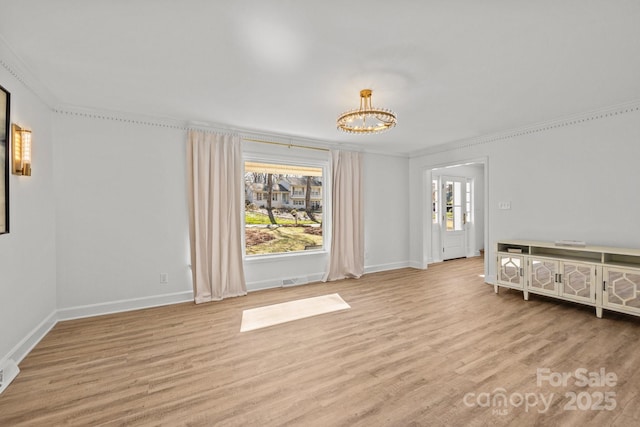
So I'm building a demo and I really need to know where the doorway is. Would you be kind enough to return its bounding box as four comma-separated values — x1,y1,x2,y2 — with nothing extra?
428,161,487,274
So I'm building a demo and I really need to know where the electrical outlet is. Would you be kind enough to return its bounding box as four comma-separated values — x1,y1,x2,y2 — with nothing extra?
160,273,169,284
498,201,511,210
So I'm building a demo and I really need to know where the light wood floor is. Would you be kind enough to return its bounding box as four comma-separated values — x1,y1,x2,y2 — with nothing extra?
2,257,640,426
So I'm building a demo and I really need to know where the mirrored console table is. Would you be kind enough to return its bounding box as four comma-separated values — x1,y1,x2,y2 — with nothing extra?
495,240,640,318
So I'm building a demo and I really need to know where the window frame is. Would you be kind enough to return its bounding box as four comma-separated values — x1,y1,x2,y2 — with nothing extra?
242,152,330,260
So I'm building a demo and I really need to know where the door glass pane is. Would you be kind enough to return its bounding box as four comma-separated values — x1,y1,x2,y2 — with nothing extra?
453,181,461,205
466,181,472,224
445,182,453,230
432,180,438,224
445,180,464,231
453,206,463,231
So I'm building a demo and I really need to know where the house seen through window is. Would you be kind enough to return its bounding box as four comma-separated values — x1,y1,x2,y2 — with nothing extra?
244,161,324,256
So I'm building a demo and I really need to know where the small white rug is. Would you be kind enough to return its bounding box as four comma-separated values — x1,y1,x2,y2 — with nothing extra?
240,293,350,332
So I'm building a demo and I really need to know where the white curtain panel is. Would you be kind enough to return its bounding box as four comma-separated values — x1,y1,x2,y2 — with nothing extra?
187,130,247,303
324,150,364,281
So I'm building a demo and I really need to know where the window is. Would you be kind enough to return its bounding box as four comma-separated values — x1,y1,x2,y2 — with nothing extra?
466,180,473,224
432,179,439,224
244,161,324,256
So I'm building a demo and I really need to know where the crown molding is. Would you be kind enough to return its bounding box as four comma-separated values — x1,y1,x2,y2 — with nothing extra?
409,99,640,158
53,104,188,130
53,104,410,158
51,98,640,160
0,34,59,108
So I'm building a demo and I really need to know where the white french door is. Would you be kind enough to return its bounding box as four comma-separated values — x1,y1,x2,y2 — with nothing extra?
441,176,467,260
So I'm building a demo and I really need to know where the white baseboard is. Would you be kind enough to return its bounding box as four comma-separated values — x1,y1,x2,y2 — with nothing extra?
1,310,57,366
408,260,426,269
247,273,325,292
365,261,411,274
247,263,414,291
1,292,193,394
409,260,423,269
57,290,194,321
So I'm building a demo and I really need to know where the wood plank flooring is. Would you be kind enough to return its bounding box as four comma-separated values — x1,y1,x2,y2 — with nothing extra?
1,257,640,426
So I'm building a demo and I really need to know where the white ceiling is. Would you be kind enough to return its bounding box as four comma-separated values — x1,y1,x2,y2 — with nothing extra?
1,1,639,155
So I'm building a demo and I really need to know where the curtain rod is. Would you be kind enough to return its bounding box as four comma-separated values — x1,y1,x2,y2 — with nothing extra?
242,137,330,152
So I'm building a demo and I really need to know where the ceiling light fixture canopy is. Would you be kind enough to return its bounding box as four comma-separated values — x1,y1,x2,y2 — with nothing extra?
337,89,397,134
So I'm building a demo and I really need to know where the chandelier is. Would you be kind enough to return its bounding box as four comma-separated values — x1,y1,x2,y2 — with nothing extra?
337,89,397,134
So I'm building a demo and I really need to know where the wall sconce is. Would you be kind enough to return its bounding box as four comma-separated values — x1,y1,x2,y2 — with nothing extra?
12,124,32,176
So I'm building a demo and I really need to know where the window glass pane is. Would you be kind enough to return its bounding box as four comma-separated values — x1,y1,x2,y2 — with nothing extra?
432,180,438,223
244,162,323,256
466,180,472,223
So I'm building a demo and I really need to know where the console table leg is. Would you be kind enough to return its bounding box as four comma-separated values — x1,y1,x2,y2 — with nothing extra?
523,290,529,301
494,285,499,294
596,307,603,318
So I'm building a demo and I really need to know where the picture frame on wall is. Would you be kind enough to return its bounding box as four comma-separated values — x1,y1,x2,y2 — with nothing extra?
1,84,9,234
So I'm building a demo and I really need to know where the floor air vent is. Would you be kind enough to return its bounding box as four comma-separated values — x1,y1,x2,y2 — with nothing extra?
282,277,308,287
0,359,20,395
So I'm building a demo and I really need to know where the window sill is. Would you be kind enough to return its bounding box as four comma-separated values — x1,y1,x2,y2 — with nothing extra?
244,250,329,264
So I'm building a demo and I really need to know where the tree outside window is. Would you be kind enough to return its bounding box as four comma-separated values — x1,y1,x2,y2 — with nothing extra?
244,161,324,256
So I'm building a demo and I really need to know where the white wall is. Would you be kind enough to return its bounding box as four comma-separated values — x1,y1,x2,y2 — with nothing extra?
0,65,57,363
409,106,640,282
53,116,412,315
53,115,192,314
363,152,410,272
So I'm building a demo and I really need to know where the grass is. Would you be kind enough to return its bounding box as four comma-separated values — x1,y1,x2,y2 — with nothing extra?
245,211,317,225
245,226,323,255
